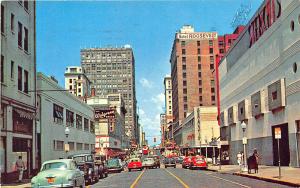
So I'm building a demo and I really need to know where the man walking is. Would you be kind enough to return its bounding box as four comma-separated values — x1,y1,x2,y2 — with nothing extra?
16,156,25,183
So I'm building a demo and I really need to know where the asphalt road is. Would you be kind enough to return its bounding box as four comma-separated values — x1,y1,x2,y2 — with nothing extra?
90,166,293,188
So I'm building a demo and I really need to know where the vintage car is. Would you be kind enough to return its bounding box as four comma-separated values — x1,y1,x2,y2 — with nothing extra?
107,158,123,173
189,155,208,170
127,158,143,171
142,157,156,169
94,156,108,178
68,153,99,184
182,156,192,169
163,157,176,168
149,155,160,168
31,159,85,188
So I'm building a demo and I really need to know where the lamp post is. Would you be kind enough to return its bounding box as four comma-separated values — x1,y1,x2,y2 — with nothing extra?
64,127,70,158
205,137,208,160
241,121,247,172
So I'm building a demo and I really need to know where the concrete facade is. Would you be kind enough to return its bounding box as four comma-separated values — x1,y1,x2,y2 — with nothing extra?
36,73,95,163
219,0,300,167
0,1,37,182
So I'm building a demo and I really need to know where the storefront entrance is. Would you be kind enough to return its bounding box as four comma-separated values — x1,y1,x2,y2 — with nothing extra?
272,124,290,166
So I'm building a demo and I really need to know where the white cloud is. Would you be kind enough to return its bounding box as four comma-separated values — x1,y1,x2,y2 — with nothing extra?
151,93,165,112
138,109,145,116
139,78,153,88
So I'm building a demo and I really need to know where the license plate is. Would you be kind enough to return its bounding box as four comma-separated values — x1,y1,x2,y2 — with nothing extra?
47,177,55,183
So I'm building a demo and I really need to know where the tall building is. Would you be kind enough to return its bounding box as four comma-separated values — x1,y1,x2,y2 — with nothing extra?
219,0,300,167
160,113,166,146
163,76,173,143
81,46,137,140
170,25,219,145
64,66,91,98
0,1,37,182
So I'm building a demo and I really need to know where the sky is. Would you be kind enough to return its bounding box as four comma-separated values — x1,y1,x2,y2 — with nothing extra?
36,0,263,146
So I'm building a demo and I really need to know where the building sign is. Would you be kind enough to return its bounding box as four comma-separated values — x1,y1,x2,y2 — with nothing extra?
248,0,281,47
177,32,218,40
275,127,281,139
94,109,115,119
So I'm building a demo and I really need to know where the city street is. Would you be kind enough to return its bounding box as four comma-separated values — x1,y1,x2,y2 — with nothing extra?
91,166,292,188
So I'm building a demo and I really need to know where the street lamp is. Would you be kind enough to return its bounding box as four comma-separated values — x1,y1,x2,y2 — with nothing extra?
64,127,70,158
241,121,247,172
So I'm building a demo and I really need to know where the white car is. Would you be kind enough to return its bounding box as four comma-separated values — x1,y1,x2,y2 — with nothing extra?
142,158,155,169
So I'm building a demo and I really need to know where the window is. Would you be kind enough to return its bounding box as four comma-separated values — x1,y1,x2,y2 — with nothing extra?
211,80,215,87
1,5,4,33
1,55,3,83
184,96,187,102
272,91,277,101
198,64,201,70
24,70,28,93
183,72,186,78
76,114,82,130
212,96,215,101
18,66,22,91
210,56,214,63
198,56,201,62
182,57,186,62
183,88,187,94
69,85,72,90
183,80,187,86
209,48,213,54
182,64,186,70
24,0,28,11
66,110,74,127
199,96,202,102
84,144,89,150
84,118,89,131
24,27,28,52
199,80,202,85
184,104,188,110
210,64,214,70
69,79,72,83
211,88,215,93
68,142,75,151
11,13,14,32
56,140,64,151
199,88,202,93
18,22,22,48
11,61,14,79
181,41,185,46
182,49,186,55
197,48,200,54
53,104,63,124
219,49,224,54
209,40,213,46
290,20,294,32
90,121,95,133
198,72,201,77
76,143,83,150
78,88,81,93
197,41,200,46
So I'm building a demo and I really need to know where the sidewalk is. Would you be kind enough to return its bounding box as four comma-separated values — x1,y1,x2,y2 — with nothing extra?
207,164,300,187
0,179,31,188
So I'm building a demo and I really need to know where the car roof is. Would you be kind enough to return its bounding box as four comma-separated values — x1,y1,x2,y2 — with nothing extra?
42,159,72,164
69,153,91,157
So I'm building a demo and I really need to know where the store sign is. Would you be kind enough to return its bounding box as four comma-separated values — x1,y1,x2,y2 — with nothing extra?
94,109,115,119
177,32,217,40
248,0,281,47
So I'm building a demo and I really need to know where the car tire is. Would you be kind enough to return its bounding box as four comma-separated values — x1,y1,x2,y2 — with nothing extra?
165,166,167,168
100,172,103,179
105,173,108,177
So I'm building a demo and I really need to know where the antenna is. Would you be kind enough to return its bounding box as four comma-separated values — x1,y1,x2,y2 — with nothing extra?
231,0,252,29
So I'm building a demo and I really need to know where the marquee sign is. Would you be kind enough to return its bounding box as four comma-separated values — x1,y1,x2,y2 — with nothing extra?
248,0,281,47
94,109,115,119
177,32,218,40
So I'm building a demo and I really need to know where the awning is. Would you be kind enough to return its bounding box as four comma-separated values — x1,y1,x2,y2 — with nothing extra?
14,109,35,120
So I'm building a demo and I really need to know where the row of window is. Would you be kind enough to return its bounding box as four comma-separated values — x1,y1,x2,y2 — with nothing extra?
0,55,29,93
53,104,95,133
53,140,95,151
182,56,214,63
181,40,213,47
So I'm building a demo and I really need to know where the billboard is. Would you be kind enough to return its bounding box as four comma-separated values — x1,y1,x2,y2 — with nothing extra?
94,109,115,119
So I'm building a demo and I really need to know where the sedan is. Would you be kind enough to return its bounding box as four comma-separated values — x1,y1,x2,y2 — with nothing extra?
142,158,155,169
107,158,123,173
128,158,143,171
164,157,176,168
31,159,85,188
182,156,192,169
189,155,208,170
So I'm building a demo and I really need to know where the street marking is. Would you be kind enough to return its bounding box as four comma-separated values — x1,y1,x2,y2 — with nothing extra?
206,174,251,188
165,169,190,188
130,170,145,188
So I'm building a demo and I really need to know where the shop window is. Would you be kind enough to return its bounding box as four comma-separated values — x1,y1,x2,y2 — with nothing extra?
66,110,74,127
76,143,83,150
76,114,82,130
53,104,63,124
84,144,89,150
84,118,89,131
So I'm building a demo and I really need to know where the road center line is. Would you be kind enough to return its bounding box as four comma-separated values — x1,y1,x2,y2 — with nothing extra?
165,169,190,188
205,174,251,188
130,170,145,188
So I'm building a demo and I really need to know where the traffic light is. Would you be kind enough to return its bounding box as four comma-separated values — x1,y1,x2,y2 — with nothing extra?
154,137,156,143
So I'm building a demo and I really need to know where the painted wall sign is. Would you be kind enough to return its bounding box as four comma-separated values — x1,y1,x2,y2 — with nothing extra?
248,0,281,47
94,109,115,119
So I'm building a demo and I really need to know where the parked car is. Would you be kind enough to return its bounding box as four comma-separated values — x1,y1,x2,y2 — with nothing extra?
189,155,207,170
128,158,143,171
68,153,99,184
31,159,85,188
142,157,156,169
164,157,176,168
149,155,160,168
107,158,123,173
175,156,184,164
182,156,192,169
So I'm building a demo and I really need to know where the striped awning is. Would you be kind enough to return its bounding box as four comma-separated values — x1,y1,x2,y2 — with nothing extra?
14,109,35,120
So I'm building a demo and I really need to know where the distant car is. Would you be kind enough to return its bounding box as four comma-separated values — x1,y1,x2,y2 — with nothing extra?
149,155,160,168
31,159,85,188
68,153,99,184
107,158,123,173
164,157,176,168
128,158,143,172
175,156,184,164
189,155,207,170
142,157,156,169
182,156,192,169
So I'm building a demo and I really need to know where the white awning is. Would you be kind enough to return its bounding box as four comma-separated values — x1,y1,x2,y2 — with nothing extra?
14,109,35,120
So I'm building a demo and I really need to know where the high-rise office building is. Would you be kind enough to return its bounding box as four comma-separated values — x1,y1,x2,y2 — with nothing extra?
81,46,137,140
170,25,219,145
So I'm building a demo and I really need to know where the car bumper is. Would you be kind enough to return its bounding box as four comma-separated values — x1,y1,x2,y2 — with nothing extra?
164,164,176,167
31,183,73,188
107,168,122,172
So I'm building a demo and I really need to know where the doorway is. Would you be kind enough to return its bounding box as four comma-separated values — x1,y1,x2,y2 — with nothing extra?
272,124,290,166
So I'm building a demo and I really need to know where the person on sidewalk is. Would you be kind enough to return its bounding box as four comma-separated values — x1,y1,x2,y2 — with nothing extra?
237,152,242,166
15,156,25,183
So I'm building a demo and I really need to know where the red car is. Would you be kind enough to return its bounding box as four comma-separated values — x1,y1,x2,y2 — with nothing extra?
189,155,207,170
182,156,192,169
127,158,143,172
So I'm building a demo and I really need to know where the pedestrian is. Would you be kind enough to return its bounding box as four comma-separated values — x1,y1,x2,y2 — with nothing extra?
15,156,25,183
237,152,242,166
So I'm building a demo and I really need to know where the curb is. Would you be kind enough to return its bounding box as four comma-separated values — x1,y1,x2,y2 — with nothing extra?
233,172,300,187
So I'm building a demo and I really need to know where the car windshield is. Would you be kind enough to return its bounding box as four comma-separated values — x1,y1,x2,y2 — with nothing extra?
41,162,67,171
130,158,140,162
143,158,153,162
107,159,119,166
72,156,85,163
